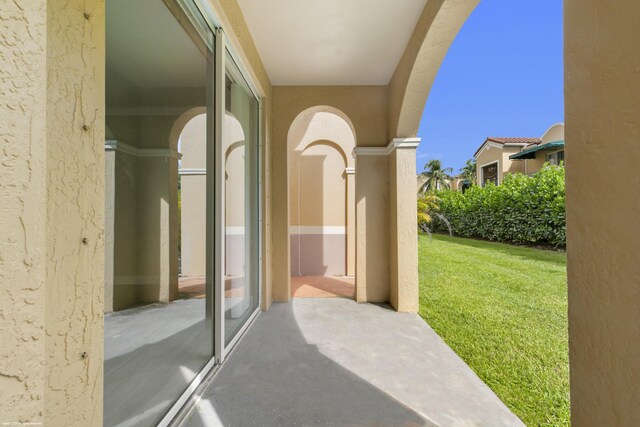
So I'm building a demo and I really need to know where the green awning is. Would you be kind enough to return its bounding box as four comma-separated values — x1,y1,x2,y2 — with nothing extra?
509,140,565,160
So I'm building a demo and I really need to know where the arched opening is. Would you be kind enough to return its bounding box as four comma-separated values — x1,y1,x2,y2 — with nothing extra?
406,2,567,426
287,107,356,298
176,112,207,298
222,112,249,323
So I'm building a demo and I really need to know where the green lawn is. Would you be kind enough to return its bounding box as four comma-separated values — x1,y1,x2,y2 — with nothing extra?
418,234,569,426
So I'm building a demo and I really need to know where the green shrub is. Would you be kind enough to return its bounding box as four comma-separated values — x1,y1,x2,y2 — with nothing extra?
430,164,565,246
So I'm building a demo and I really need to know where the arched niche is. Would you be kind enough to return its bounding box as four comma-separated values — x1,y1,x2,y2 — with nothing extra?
287,106,357,288
288,106,356,169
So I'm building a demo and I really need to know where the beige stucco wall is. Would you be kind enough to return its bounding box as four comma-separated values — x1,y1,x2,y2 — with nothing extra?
355,155,390,303
566,0,640,424
291,143,347,228
0,1,47,422
525,155,546,175
45,1,105,424
501,147,525,177
389,148,419,312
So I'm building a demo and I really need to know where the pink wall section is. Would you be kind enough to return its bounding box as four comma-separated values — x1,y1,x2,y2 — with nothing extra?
226,233,245,276
290,233,346,276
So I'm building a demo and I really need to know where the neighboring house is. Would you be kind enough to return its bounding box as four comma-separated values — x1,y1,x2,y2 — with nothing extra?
449,174,472,192
474,123,565,186
417,173,470,193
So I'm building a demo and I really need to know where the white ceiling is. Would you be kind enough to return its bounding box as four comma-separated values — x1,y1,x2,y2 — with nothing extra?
237,0,428,85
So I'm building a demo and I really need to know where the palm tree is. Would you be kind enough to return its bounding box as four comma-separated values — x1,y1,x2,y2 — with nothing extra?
419,159,453,193
459,158,477,184
417,193,440,229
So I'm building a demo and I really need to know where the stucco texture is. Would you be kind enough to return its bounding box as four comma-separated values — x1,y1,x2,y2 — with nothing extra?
0,1,47,423
45,0,105,425
1,0,105,425
566,0,640,424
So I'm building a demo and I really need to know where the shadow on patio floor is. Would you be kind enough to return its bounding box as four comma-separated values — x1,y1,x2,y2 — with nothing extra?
181,299,523,427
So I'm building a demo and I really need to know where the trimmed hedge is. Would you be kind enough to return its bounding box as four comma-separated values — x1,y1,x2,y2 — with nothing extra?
430,164,565,247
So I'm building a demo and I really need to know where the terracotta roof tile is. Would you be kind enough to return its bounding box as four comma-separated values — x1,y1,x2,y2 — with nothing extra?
474,137,542,158
486,137,541,145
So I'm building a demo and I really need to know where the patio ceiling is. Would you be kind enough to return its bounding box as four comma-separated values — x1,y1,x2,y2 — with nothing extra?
237,0,428,85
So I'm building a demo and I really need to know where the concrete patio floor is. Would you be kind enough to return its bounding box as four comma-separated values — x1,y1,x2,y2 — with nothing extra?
180,298,524,427
291,275,356,298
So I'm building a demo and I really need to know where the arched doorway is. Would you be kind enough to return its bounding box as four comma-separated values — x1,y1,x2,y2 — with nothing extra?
288,107,356,298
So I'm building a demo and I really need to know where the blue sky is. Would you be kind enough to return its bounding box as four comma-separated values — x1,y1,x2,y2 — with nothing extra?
416,0,564,174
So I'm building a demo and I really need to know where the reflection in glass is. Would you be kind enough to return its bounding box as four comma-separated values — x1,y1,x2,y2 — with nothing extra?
104,1,214,426
224,55,260,345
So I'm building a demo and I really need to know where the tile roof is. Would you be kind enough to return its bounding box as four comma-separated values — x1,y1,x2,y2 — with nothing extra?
486,137,541,145
474,137,542,157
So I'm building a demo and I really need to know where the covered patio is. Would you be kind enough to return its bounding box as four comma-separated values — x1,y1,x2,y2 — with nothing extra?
179,299,523,426
5,0,640,425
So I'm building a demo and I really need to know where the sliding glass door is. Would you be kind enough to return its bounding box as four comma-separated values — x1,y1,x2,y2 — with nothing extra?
222,52,261,347
105,1,261,425
104,1,215,426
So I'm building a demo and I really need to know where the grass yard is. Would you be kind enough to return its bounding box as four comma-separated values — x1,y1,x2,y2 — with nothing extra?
418,234,569,426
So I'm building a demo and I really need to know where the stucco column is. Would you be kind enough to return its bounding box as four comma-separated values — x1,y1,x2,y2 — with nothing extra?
104,148,116,313
566,0,640,424
354,150,390,303
345,167,356,277
389,139,420,312
136,155,179,304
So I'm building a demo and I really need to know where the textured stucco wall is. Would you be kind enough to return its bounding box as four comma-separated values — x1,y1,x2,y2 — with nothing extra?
566,0,640,424
389,148,419,312
355,155,390,303
44,1,105,425
0,1,47,423
1,1,104,424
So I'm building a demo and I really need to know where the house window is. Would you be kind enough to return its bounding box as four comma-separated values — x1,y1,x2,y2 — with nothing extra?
481,163,498,186
547,150,565,165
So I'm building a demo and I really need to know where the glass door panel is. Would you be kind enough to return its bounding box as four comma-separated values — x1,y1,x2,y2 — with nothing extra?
223,53,260,345
104,0,214,425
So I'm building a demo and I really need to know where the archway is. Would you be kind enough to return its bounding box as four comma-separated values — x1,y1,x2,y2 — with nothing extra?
287,107,357,298
401,2,568,425
176,112,207,299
